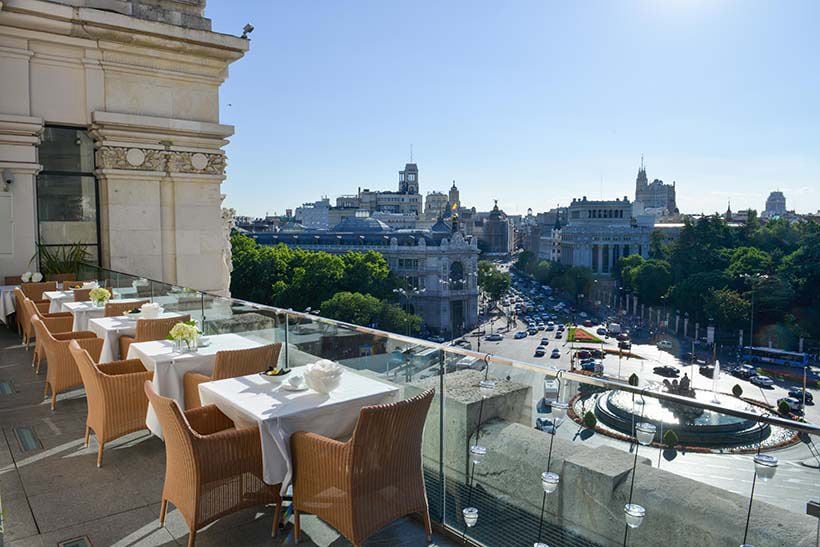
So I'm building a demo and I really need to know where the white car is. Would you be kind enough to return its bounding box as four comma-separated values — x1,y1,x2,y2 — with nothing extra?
750,375,774,388
657,340,673,350
778,397,803,412
485,333,503,341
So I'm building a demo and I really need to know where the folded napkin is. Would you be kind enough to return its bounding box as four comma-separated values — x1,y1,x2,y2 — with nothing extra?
81,281,99,289
303,359,343,394
140,302,163,318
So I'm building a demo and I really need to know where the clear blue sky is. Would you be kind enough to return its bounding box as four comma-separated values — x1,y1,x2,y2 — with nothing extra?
206,0,820,217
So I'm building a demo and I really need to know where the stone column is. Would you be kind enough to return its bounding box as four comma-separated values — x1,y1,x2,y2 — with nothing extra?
91,111,235,295
0,115,43,277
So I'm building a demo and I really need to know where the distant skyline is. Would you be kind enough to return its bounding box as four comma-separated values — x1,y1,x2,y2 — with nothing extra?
206,1,820,217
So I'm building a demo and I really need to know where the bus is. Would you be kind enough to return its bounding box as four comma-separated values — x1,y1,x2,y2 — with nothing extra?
741,346,810,369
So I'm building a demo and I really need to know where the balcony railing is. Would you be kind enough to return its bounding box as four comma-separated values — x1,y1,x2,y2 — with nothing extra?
59,265,820,545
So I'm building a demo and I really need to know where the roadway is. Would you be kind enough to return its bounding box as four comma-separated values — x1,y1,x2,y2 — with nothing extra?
463,313,820,516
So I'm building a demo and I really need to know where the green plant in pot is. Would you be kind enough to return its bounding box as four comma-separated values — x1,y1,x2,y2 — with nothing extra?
33,243,91,277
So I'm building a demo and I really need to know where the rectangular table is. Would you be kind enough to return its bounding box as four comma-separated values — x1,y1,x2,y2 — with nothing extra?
127,333,263,437
63,298,144,331
44,290,74,313
0,285,18,325
87,312,184,363
198,370,398,494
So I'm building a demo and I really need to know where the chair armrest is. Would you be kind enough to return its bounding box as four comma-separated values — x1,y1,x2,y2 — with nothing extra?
73,337,104,362
43,311,73,318
291,432,352,507
34,301,50,312
41,316,73,334
98,359,149,376
53,331,98,341
184,404,235,436
183,372,210,410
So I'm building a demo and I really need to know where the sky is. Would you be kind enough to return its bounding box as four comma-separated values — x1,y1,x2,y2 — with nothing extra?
206,0,820,218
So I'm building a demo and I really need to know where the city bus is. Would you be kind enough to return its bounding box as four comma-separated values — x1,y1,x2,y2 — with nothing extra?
741,346,810,369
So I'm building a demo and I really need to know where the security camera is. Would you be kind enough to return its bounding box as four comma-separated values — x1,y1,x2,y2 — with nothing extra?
2,169,13,189
241,23,254,39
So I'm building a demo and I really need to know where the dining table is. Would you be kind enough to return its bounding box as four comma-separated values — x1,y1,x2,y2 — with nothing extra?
0,285,18,325
44,290,75,313
198,369,398,494
63,298,145,331
87,312,184,363
127,333,264,437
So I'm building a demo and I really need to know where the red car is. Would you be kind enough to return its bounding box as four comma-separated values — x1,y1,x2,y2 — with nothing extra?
583,319,594,327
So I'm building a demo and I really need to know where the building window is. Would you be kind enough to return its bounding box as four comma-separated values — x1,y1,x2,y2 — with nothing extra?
36,126,100,264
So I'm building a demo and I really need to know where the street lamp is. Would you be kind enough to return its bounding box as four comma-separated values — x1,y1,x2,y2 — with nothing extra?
740,273,769,350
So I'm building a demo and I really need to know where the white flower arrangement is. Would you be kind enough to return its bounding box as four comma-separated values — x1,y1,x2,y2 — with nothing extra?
168,320,201,349
31,272,43,282
89,287,111,304
21,272,32,283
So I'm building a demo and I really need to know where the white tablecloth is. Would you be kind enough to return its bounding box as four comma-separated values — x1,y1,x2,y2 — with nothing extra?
199,370,398,493
63,298,144,331
0,285,17,325
44,290,74,313
87,312,184,363
127,333,263,437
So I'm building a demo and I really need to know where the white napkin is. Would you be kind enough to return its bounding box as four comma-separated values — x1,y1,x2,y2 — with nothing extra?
140,302,162,318
303,359,343,394
81,281,99,289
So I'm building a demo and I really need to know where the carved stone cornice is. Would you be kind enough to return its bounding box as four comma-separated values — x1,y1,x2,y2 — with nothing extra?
95,145,226,175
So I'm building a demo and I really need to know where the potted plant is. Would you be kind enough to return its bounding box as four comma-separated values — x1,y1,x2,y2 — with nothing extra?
34,243,90,279
168,320,201,353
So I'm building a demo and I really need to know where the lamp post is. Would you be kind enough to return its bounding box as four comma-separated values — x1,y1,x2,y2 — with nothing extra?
742,453,778,545
623,418,655,546
740,273,769,350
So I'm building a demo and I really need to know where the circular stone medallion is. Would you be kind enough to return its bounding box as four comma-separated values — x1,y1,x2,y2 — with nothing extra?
191,153,209,170
125,148,146,167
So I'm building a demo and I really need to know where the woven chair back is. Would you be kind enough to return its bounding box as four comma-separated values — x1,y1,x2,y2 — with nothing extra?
212,343,282,381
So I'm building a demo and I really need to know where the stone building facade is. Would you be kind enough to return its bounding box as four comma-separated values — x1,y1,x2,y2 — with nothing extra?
253,217,480,336
0,0,246,294
634,158,677,216
560,196,651,274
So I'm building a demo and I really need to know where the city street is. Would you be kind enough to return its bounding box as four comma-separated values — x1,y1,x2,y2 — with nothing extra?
464,312,820,515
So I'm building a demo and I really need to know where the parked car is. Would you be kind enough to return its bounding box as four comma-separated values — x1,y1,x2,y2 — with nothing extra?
657,340,673,350
454,339,472,350
750,375,774,388
618,341,632,350
596,327,607,335
616,333,630,342
583,319,594,327
653,365,680,377
551,349,561,358
535,347,546,357
778,397,803,412
485,333,503,342
540,337,550,345
576,350,592,360
733,364,757,379
788,388,813,404
514,331,528,339
699,365,715,378
528,327,538,335
429,336,446,343
555,331,563,339
581,360,604,374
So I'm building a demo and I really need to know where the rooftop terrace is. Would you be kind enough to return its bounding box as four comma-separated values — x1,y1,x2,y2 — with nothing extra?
1,265,819,547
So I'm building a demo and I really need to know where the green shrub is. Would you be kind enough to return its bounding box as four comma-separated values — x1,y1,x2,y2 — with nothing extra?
628,373,639,387
732,384,743,398
583,410,597,428
778,400,791,414
663,429,679,448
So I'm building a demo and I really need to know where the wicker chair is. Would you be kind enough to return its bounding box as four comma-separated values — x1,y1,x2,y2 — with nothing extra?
48,273,77,284
182,344,282,410
23,298,73,372
144,381,282,546
119,314,190,358
73,288,92,301
104,299,149,318
4,275,23,285
14,288,49,347
291,388,435,546
21,281,57,301
32,316,102,410
68,340,153,467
